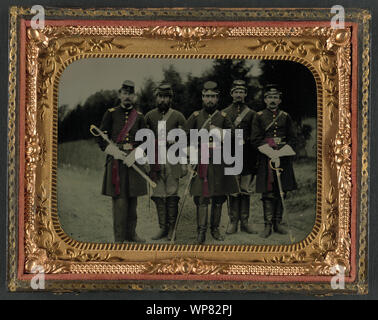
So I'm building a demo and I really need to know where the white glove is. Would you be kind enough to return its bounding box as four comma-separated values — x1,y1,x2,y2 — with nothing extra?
180,164,188,177
134,146,147,162
258,144,276,159
271,157,280,168
276,144,296,157
104,144,126,160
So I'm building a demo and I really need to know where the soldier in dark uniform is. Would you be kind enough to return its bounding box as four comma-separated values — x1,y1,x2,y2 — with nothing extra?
186,81,240,244
97,80,147,243
222,80,258,235
251,84,297,238
145,83,187,241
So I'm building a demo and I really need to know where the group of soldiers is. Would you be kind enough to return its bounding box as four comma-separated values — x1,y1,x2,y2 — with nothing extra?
95,79,297,244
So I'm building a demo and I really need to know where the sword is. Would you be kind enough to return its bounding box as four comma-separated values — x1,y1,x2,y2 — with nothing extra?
269,160,295,243
170,164,197,244
90,124,157,189
226,196,231,232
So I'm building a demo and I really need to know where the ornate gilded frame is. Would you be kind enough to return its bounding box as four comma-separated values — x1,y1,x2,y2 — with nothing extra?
8,7,370,294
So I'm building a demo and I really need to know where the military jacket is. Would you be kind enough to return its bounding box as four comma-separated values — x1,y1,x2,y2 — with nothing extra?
145,107,186,134
251,108,297,193
222,103,258,175
97,105,148,198
145,107,187,179
185,108,239,197
251,108,296,148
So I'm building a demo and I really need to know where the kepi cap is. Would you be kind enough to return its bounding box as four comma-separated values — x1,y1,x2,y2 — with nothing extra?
155,83,173,96
264,84,282,97
202,81,219,94
120,80,135,93
231,79,247,93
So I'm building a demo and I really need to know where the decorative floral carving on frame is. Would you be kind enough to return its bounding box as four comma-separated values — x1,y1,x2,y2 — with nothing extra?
22,25,352,277
144,258,230,275
143,26,229,51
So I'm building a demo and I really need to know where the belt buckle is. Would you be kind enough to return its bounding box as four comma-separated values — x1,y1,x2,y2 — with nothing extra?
273,137,282,144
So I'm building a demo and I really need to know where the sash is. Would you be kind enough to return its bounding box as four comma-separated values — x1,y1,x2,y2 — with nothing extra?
112,108,138,196
234,107,250,127
162,108,174,123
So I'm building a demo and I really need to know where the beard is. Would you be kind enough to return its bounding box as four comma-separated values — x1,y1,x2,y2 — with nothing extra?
267,103,279,111
157,101,170,112
204,104,217,114
121,99,133,108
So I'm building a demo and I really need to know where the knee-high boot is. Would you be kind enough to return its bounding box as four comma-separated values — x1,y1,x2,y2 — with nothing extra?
166,196,179,241
240,195,257,234
151,197,168,240
226,196,240,234
126,197,145,243
260,197,275,239
196,204,208,244
273,198,287,234
210,202,224,241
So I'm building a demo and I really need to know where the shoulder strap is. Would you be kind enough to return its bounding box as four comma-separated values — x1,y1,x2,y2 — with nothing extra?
161,108,174,122
234,107,250,127
201,110,219,130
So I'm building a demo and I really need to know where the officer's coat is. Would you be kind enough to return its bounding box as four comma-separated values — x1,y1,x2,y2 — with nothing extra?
251,108,297,193
97,105,148,198
222,103,258,176
145,107,186,179
185,108,240,197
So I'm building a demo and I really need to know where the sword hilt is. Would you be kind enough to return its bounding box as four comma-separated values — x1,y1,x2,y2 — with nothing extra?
89,124,101,137
269,159,283,172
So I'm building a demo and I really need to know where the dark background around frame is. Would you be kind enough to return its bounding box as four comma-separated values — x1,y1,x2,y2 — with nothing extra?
0,0,377,301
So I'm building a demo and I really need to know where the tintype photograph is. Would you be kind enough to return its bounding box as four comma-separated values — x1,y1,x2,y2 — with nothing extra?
57,58,317,246
7,6,370,294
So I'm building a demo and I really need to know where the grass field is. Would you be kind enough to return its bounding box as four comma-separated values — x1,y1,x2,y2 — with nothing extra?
58,139,316,245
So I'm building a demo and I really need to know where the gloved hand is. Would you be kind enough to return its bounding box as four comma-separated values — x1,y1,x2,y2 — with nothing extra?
275,144,296,157
180,164,188,177
271,157,281,168
258,144,276,159
142,163,151,174
104,144,126,160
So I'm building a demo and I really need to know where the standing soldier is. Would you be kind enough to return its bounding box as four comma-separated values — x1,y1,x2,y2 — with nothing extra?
186,81,239,244
96,80,147,243
145,83,187,241
251,84,297,238
223,80,258,235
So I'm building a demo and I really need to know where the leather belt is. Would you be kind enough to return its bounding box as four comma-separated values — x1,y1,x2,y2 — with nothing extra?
269,137,286,145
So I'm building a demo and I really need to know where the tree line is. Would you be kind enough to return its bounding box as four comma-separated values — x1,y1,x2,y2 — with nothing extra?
59,59,317,153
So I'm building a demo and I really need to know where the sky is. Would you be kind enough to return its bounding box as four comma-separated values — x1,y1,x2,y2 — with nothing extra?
58,58,262,110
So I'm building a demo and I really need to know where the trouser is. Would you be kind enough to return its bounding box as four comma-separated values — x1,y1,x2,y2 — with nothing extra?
112,197,138,242
151,164,180,197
